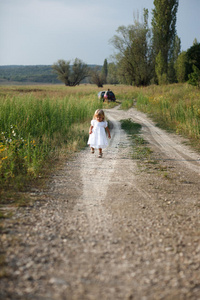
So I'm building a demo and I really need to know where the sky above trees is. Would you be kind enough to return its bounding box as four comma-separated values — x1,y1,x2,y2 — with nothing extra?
0,0,199,66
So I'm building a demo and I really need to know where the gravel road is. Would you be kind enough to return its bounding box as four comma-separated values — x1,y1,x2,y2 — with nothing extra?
1,106,200,300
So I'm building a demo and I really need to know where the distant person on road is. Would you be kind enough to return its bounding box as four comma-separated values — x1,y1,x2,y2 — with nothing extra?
104,88,110,101
87,109,111,158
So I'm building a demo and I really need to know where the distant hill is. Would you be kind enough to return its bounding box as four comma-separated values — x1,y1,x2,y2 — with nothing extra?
0,65,99,84
0,65,60,84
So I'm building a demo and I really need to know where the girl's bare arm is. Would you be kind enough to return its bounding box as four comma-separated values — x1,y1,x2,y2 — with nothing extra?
106,127,111,138
89,125,93,134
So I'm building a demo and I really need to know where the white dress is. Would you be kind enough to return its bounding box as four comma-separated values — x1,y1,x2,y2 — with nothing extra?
87,120,108,149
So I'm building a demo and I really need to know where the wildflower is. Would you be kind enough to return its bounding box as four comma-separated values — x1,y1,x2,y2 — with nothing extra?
2,156,8,160
24,156,27,159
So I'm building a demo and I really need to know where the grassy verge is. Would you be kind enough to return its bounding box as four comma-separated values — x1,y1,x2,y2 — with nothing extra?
119,83,200,151
136,84,200,149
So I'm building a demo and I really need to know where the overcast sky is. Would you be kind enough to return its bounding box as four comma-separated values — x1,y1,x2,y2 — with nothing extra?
0,0,199,66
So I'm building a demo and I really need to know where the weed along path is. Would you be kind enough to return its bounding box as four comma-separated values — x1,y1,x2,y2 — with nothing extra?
1,106,200,300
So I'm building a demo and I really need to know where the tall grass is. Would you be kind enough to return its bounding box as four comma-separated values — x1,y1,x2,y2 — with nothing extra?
0,86,103,189
136,84,200,142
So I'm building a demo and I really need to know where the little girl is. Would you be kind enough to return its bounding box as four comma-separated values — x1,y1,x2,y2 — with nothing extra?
88,109,111,158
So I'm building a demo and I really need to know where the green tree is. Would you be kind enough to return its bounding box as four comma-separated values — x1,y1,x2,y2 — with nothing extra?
155,51,168,85
173,35,181,61
183,43,200,81
52,58,89,86
188,65,200,87
151,0,179,82
110,9,152,86
193,38,198,46
107,62,119,84
101,59,108,83
168,35,181,83
175,51,187,83
89,66,104,87
186,43,200,75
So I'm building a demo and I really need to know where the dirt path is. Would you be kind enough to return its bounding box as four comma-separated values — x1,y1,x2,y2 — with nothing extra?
1,106,200,300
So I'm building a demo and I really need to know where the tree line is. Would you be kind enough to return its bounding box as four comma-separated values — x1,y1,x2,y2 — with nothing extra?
0,64,98,85
101,0,199,87
0,65,60,84
52,0,200,88
1,0,199,87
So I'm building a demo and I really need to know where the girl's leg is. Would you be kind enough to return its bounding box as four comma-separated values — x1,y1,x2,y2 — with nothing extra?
98,148,102,158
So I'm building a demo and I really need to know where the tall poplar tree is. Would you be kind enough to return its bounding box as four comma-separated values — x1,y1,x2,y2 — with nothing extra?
151,0,179,82
101,59,108,83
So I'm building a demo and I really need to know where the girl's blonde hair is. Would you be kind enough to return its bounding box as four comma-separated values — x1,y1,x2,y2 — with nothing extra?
93,109,105,121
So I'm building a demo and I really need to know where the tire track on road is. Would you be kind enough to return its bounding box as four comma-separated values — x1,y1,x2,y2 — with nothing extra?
128,108,200,175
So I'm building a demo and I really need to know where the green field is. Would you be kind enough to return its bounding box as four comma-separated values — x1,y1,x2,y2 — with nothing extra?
136,84,200,142
0,83,200,204
115,83,200,143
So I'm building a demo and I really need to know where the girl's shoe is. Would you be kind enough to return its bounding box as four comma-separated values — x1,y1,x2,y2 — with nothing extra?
98,153,102,158
91,149,94,154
